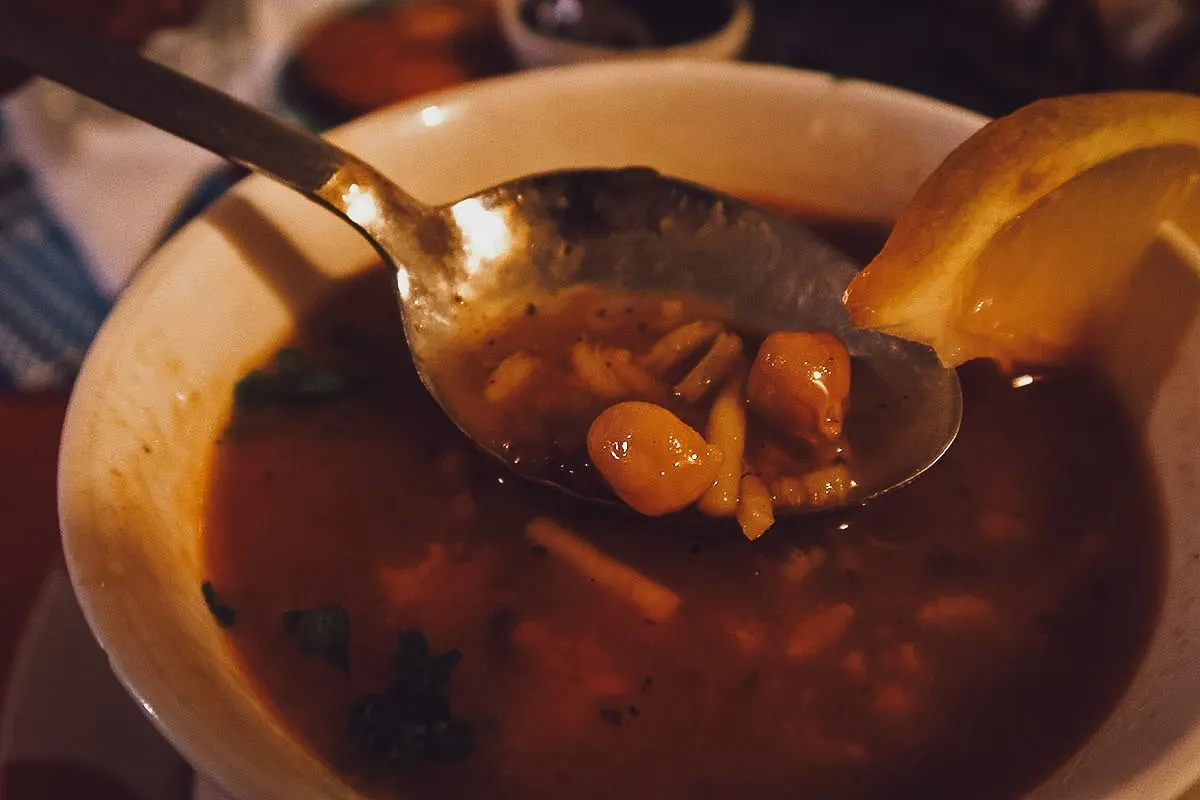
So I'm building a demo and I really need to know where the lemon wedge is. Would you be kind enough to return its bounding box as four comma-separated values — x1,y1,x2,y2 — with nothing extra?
844,91,1200,369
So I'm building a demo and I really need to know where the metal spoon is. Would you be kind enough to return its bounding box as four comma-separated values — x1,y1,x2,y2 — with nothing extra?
0,8,961,512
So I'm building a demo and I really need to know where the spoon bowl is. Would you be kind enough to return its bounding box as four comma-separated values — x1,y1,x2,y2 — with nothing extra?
419,167,962,508
0,8,960,512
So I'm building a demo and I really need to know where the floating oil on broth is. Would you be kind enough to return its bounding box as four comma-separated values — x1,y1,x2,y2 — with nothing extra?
202,215,1164,800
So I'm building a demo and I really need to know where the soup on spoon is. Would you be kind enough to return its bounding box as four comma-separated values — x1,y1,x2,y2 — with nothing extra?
433,283,871,540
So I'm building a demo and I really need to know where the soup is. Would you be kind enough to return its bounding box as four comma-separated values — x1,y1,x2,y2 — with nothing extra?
202,216,1164,799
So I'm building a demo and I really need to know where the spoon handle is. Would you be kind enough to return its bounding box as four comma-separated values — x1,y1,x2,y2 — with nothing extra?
0,7,432,255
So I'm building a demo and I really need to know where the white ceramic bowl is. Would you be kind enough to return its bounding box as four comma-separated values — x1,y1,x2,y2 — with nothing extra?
58,60,1200,800
496,0,754,69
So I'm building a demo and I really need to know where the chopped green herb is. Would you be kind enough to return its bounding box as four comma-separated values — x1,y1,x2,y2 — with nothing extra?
348,629,474,767
282,605,351,670
600,708,623,726
395,629,430,675
641,676,654,692
627,705,640,717
295,369,345,397
233,370,274,405
201,581,236,628
273,347,305,375
233,347,345,407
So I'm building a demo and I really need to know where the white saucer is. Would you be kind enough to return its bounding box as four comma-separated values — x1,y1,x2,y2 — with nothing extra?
0,567,231,800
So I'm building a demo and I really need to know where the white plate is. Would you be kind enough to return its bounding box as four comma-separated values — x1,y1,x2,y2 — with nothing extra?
0,568,230,800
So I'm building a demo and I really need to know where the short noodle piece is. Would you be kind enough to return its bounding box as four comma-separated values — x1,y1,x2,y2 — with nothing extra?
697,361,748,517
640,319,724,375
673,332,745,404
525,516,681,623
736,474,775,542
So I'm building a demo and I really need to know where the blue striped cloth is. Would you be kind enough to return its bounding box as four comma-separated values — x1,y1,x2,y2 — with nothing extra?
0,116,112,393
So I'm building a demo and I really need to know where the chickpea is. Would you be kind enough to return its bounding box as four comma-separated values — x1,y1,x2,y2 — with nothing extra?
587,401,722,516
747,331,851,444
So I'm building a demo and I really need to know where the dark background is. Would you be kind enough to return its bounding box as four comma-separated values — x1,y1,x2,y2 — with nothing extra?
744,0,1200,117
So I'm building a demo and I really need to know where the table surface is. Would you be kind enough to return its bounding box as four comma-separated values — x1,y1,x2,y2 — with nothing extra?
0,393,76,798
2,1,1197,797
